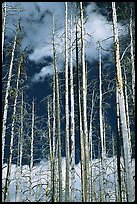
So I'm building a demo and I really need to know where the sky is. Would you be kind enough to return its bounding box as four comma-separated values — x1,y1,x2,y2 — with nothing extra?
3,1,129,163
2,2,135,202
5,2,125,84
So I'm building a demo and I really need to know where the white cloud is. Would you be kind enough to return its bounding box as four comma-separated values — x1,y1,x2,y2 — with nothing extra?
5,2,126,83
31,65,54,83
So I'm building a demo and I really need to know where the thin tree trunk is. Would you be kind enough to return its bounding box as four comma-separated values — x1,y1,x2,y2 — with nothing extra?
98,42,105,202
65,2,70,202
89,89,95,202
75,5,85,201
112,135,117,202
4,53,23,202
112,2,134,202
123,66,132,158
52,75,56,202
116,85,122,202
129,7,135,106
47,98,53,202
30,99,35,202
2,2,6,64
70,9,75,202
2,28,18,167
19,90,24,201
80,2,89,201
78,81,85,202
52,16,62,202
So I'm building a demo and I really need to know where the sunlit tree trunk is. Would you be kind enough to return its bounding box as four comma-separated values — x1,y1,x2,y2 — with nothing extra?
65,2,70,202
70,9,75,202
47,97,53,202
78,81,85,202
98,42,105,202
80,2,89,201
75,5,85,201
116,85,122,202
112,135,117,202
112,2,134,202
123,66,132,158
129,7,135,106
30,99,35,202
52,76,58,202
15,91,24,202
89,89,95,202
2,28,18,167
4,53,23,202
52,16,62,202
19,90,24,201
2,2,6,64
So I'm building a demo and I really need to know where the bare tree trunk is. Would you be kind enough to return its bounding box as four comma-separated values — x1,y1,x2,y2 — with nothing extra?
123,66,132,158
47,98,53,202
116,85,122,202
129,7,135,106
112,2,134,202
2,2,6,64
80,2,89,202
98,42,105,202
78,81,85,202
4,53,23,202
70,9,75,202
15,91,24,202
19,90,24,201
52,16,62,202
64,2,70,202
112,135,117,202
2,28,18,167
89,89,95,202
30,99,35,202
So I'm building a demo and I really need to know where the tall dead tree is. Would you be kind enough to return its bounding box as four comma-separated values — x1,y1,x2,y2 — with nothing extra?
52,15,62,202
116,84,122,202
65,2,70,202
98,42,106,201
4,53,24,202
89,89,95,202
112,2,134,202
129,7,135,106
75,3,85,201
29,99,35,202
2,27,18,167
70,8,75,202
80,2,90,202
47,97,53,201
2,2,6,64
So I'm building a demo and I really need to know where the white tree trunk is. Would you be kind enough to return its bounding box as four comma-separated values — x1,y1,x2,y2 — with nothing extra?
75,7,85,201
47,98,53,201
89,89,95,202
65,2,70,202
19,90,24,201
30,99,35,201
52,16,62,202
112,2,135,202
70,9,75,202
80,2,89,201
2,29,18,167
129,7,135,105
123,66,132,158
4,53,23,202
2,2,6,64
98,42,105,202
78,82,85,202
116,85,122,202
